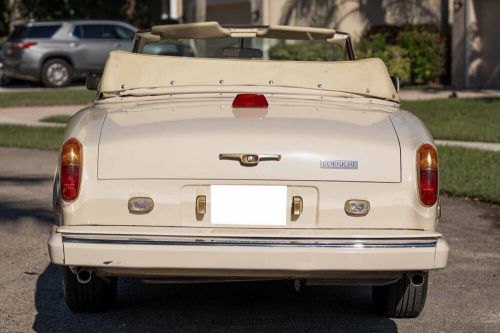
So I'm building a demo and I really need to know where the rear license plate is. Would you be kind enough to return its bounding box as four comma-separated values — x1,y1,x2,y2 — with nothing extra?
211,185,287,225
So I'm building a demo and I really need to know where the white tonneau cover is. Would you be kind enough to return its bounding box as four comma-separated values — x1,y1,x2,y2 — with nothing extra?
99,51,399,102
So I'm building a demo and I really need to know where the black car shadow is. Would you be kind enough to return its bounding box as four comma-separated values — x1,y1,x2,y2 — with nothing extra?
33,265,397,333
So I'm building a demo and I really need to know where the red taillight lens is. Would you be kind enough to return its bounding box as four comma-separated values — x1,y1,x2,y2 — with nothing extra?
12,42,37,49
232,94,268,108
60,138,82,201
417,144,438,206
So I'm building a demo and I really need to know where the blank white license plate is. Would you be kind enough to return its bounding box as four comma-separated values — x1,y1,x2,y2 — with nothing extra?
211,185,287,225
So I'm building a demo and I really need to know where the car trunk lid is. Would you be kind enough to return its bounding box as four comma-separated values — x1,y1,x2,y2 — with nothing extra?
98,98,400,182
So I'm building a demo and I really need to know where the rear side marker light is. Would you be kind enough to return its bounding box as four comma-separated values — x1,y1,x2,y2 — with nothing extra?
128,197,154,214
417,144,438,206
60,138,82,202
345,200,370,216
232,94,269,108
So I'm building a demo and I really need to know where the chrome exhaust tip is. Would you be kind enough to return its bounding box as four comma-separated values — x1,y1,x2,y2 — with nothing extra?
76,268,92,284
409,272,425,287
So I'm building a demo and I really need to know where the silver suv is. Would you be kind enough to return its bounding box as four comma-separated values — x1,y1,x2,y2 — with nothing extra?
2,20,137,87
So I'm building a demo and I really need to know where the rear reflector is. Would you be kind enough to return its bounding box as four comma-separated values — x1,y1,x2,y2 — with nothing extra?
417,144,438,206
60,138,82,202
232,94,268,108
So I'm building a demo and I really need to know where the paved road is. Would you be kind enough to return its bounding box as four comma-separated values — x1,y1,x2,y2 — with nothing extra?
0,147,499,333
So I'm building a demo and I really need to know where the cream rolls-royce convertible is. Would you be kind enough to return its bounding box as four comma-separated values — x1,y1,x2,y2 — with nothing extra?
48,22,449,317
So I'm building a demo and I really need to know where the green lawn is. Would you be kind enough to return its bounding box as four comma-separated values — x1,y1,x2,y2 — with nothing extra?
439,146,500,204
0,90,96,107
40,115,72,124
0,125,64,150
402,98,500,143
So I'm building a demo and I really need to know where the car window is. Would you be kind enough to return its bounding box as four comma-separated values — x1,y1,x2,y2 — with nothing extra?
143,41,195,56
76,25,107,39
8,25,61,40
75,24,134,40
142,38,347,61
110,25,134,40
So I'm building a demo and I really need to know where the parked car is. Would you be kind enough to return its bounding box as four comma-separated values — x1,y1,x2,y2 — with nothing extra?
2,20,136,87
48,22,449,317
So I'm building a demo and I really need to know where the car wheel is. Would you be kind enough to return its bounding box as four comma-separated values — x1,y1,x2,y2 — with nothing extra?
372,272,428,318
63,266,117,312
41,58,73,87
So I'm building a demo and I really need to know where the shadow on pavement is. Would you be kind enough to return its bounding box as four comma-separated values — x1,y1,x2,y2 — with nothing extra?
0,175,52,185
33,265,397,333
0,200,53,224
0,175,54,224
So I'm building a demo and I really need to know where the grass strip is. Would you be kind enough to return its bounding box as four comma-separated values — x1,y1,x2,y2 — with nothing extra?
402,98,500,143
39,115,71,124
438,146,500,204
0,90,95,107
0,125,64,150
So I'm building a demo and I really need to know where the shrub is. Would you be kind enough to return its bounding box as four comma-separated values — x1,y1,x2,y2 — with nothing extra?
355,33,411,83
269,42,345,61
356,25,446,86
396,30,445,85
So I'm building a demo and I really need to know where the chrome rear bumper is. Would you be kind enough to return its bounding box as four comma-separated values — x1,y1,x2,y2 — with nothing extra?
48,226,449,277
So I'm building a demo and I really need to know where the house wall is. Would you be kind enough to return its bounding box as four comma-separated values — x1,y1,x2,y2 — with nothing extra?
186,0,443,40
262,0,442,41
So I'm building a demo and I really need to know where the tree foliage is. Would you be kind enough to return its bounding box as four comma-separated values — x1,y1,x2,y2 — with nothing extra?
1,0,164,36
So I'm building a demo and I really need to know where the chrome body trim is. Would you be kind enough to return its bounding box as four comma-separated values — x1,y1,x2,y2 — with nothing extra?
62,235,438,248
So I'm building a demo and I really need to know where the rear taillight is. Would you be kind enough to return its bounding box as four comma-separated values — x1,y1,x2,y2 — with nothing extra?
12,42,37,49
60,138,82,202
232,94,269,108
417,144,438,206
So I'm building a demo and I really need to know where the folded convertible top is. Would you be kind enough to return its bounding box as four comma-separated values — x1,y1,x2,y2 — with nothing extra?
99,51,399,102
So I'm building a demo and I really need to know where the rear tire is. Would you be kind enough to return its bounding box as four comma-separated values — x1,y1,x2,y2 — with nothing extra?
41,58,72,87
63,267,117,312
372,272,428,318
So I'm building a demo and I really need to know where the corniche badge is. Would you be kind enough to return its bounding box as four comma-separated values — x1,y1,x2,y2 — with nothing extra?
321,160,358,169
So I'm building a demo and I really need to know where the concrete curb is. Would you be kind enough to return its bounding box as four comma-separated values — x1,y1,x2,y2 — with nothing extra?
435,140,500,152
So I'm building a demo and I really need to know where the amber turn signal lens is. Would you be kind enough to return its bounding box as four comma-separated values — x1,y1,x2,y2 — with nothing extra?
60,138,82,202
417,144,438,206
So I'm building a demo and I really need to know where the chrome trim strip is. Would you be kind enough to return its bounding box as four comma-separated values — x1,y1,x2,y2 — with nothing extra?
62,236,437,248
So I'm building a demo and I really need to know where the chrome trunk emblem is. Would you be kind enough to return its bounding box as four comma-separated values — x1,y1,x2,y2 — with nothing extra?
219,153,281,167
321,160,358,169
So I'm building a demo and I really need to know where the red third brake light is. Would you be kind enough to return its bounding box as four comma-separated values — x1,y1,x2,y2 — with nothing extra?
232,94,269,108
417,144,438,206
60,138,82,202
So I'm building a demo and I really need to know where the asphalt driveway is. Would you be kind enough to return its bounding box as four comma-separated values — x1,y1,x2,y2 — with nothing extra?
0,147,498,333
